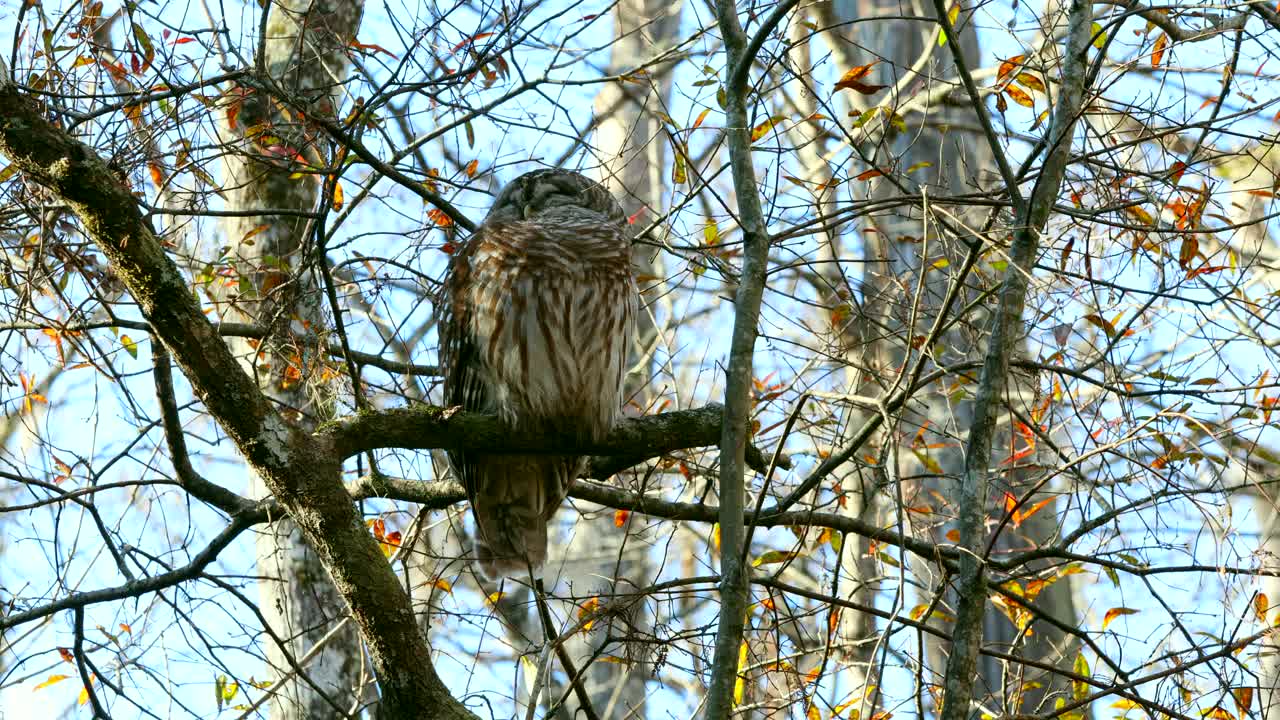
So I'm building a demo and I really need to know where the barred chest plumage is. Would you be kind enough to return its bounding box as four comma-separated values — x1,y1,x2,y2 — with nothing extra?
463,218,636,439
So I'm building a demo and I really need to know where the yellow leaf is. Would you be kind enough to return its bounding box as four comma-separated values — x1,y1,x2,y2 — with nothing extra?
1091,22,1107,50
1072,654,1090,701
432,578,453,594
1124,205,1154,226
33,675,70,691
1254,593,1269,621
1005,85,1034,108
1102,607,1138,630
732,641,749,706
1014,73,1046,92
704,219,720,245
833,695,859,716
807,701,821,720
486,591,503,605
938,3,960,46
752,549,802,567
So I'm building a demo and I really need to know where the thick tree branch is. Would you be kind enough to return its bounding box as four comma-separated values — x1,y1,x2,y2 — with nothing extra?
0,77,475,720
319,403,783,475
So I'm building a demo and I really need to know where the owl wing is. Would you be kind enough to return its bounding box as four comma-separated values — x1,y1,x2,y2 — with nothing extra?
437,226,496,504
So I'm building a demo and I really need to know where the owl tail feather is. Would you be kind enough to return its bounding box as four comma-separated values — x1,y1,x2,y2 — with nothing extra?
472,502,548,580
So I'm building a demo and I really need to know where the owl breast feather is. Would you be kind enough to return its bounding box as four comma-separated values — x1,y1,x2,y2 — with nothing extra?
463,219,635,440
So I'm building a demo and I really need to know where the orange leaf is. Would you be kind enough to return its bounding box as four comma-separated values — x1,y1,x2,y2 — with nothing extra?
834,62,888,95
1233,687,1254,715
613,509,630,527
427,208,454,227
331,180,344,211
1102,607,1138,629
750,115,785,143
855,168,885,181
1005,85,1034,108
58,647,74,663
1015,498,1054,527
1151,33,1168,67
464,159,479,177
1203,707,1233,720
450,32,493,53
691,108,710,130
945,528,961,542
1178,236,1198,269
1168,161,1187,184
1255,593,1269,621
997,54,1026,83
241,224,270,244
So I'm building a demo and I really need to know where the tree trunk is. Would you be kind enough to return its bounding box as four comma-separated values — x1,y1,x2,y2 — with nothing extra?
215,0,370,714
821,0,1081,711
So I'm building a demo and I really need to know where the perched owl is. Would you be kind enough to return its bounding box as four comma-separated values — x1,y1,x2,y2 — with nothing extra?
438,169,637,579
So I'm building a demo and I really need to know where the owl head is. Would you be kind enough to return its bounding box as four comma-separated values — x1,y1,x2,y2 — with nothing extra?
484,169,626,227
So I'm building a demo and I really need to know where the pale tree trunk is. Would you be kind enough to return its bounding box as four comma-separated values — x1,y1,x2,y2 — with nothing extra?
778,19,884,708
819,0,1080,711
1259,492,1280,720
1220,142,1280,720
213,0,370,715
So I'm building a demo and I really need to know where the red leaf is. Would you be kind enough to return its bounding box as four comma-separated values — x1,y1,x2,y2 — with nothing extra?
451,32,494,53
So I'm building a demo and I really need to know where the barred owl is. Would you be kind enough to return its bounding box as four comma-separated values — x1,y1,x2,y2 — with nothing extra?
438,169,637,579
